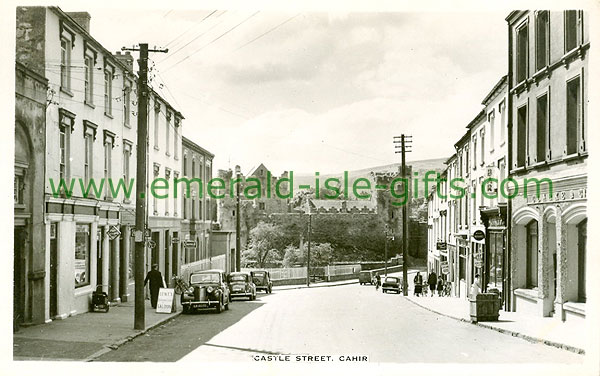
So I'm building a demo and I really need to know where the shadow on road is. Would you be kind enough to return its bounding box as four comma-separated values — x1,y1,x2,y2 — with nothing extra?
93,300,266,362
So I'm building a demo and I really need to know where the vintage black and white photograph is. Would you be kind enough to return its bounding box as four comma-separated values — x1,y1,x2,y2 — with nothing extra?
4,0,599,374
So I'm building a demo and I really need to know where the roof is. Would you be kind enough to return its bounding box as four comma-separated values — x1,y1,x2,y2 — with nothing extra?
247,163,269,177
466,109,486,129
182,136,214,158
454,129,471,149
481,75,508,106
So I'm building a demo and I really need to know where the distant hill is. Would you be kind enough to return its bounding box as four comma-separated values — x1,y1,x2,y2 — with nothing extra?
293,157,447,198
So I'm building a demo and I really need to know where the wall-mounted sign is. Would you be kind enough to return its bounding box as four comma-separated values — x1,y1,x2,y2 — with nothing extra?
172,237,180,244
107,225,121,240
436,242,447,250
472,230,485,241
184,240,197,248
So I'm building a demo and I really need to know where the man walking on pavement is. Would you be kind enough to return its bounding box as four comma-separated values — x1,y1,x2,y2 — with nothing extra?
144,264,165,309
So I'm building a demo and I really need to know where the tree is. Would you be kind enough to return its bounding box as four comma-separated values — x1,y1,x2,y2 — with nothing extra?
282,245,303,267
243,221,285,268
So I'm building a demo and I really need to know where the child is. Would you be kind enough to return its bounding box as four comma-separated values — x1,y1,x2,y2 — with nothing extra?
436,277,444,296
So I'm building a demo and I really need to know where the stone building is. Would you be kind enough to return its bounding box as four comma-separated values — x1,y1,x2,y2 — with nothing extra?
506,10,588,323
16,6,139,319
14,62,47,327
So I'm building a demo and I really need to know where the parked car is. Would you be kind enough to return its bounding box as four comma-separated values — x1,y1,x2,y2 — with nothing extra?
382,276,402,294
250,270,272,294
181,269,230,313
359,270,375,285
228,272,257,300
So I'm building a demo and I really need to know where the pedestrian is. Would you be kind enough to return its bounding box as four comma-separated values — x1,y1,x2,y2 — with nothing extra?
374,272,381,291
413,272,423,296
470,273,481,298
436,276,444,297
144,264,165,309
428,271,437,297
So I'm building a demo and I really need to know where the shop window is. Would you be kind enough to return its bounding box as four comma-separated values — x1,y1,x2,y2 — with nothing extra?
75,224,91,288
526,220,538,288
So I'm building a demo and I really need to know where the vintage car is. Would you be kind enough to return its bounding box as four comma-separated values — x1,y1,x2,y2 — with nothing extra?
359,270,375,285
181,269,230,313
228,272,257,300
382,276,402,294
250,270,272,294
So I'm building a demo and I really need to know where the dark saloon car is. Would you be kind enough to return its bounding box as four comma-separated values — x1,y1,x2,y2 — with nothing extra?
181,269,230,313
250,270,272,294
228,272,257,300
382,276,402,294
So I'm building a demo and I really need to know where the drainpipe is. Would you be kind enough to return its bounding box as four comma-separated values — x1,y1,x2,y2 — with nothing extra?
506,19,513,312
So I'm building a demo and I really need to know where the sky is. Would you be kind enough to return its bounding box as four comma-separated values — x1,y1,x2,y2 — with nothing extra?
60,7,508,175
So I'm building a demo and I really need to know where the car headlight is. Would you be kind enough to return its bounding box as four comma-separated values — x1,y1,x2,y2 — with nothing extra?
207,286,214,293
186,287,194,294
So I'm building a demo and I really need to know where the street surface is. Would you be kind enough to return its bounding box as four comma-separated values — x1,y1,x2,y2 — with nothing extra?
95,282,583,363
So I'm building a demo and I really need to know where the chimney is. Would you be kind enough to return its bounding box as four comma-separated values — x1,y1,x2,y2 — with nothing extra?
65,12,91,33
113,51,134,71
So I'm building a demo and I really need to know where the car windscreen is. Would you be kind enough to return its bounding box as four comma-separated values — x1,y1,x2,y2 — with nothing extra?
229,274,247,282
190,273,220,284
253,272,265,277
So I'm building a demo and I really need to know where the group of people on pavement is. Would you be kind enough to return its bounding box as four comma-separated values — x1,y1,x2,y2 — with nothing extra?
412,271,448,297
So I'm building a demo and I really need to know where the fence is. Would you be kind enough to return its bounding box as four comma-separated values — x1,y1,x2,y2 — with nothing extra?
180,255,227,281
242,264,361,281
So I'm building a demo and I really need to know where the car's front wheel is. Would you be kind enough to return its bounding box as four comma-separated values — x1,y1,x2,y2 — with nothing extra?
216,298,223,313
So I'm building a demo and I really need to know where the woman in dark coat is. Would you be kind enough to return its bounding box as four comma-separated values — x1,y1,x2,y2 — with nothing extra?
413,272,423,296
427,272,437,297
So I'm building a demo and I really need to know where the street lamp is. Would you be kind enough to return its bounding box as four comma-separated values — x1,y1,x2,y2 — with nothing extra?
235,165,241,272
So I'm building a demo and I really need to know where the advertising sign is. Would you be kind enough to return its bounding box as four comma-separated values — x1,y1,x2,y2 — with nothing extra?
156,288,175,313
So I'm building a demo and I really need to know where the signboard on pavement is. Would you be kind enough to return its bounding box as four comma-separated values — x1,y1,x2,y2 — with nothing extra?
156,288,175,313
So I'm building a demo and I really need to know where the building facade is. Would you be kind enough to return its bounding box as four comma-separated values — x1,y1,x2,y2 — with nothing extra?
506,10,588,323
147,89,184,287
16,7,140,320
14,62,48,327
179,137,222,275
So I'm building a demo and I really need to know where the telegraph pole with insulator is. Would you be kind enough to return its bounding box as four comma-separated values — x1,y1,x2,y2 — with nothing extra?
394,134,412,295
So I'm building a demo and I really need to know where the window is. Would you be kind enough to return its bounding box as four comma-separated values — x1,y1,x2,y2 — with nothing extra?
526,220,538,288
165,168,171,216
58,109,74,181
84,132,93,182
566,76,581,155
84,55,94,104
103,130,115,199
173,171,179,216
536,11,549,71
191,159,196,217
60,38,71,91
499,100,506,143
565,10,581,53
166,112,171,155
480,130,485,165
104,68,113,116
516,23,528,83
14,172,24,205
174,118,180,159
472,137,477,169
153,163,160,215
488,111,495,152
516,105,527,167
123,141,132,186
154,102,160,149
259,202,266,210
75,224,91,288
124,81,131,126
536,93,548,163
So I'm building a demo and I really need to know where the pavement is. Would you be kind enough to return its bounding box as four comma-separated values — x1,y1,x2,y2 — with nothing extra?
400,269,587,355
12,268,587,361
13,299,180,361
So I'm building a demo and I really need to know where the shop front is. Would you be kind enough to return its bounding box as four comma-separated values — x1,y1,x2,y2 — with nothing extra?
480,204,507,308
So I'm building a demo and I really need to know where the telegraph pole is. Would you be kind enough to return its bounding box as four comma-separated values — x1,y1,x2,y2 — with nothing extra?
394,134,412,295
122,43,168,330
307,212,311,287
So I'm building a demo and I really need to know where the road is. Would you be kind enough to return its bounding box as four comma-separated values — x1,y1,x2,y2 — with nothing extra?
94,282,583,363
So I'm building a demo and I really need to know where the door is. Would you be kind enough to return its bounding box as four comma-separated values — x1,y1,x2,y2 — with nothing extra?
13,227,25,330
171,232,178,280
165,230,170,284
50,224,58,318
96,228,103,288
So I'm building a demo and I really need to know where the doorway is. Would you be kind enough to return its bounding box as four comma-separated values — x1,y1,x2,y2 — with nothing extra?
50,224,58,318
97,227,103,289
13,227,26,331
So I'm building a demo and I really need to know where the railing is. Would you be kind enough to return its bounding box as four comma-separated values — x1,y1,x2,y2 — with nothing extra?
180,255,227,281
242,264,361,281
